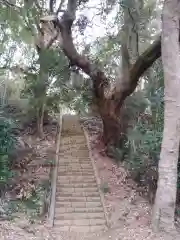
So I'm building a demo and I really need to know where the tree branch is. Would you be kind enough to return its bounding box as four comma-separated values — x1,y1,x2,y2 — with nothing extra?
55,0,161,105
0,0,20,9
113,37,161,108
55,0,108,100
130,37,161,89
56,0,66,14
49,0,56,13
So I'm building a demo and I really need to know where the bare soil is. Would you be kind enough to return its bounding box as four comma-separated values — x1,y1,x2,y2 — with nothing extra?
0,124,58,240
82,117,180,240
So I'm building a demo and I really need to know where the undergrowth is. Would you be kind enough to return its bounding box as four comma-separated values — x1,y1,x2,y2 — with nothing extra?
0,117,16,189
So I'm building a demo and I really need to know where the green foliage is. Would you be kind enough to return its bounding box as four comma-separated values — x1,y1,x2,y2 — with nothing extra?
126,121,162,170
125,65,163,173
0,117,15,184
107,61,164,199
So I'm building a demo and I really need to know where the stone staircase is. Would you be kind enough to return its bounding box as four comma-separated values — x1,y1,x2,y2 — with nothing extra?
53,115,107,233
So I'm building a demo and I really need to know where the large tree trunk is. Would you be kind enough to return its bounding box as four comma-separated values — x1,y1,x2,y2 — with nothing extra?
36,102,45,137
152,0,180,232
34,18,59,137
99,99,121,146
35,50,49,137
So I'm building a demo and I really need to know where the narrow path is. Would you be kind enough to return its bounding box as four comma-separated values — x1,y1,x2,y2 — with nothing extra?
53,115,107,234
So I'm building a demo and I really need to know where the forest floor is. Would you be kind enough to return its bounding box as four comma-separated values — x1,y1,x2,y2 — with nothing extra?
1,117,180,239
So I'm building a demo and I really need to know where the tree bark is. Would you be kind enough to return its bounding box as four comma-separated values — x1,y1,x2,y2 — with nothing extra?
34,18,60,137
98,99,121,145
152,0,180,232
35,53,47,137
36,101,45,137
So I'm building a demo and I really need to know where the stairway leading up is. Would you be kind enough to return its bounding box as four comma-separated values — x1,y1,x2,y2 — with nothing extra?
52,115,107,233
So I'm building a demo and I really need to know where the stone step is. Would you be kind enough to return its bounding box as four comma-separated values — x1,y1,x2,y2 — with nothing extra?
58,160,91,163
58,187,98,193
57,172,94,176
53,218,106,226
55,212,105,220
56,201,102,208
56,196,101,202
56,183,97,188
59,155,90,158
60,146,87,150
58,164,92,168
60,150,88,154
56,192,100,198
58,162,92,166
62,142,86,146
60,148,88,151
59,159,91,162
58,162,91,165
58,170,93,174
57,176,96,181
59,161,91,165
61,138,85,141
61,136,85,140
60,155,90,158
59,165,91,168
57,179,97,184
52,225,106,233
58,168,93,172
59,151,89,154
55,206,104,214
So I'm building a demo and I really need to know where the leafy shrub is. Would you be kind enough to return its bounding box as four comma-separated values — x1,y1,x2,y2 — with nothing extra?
126,122,162,171
0,117,15,185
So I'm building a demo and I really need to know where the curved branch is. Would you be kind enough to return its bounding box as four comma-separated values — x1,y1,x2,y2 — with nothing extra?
56,0,108,100
116,37,161,105
130,37,161,88
56,0,161,105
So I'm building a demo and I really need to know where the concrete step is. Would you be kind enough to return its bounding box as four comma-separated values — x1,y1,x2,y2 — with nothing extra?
52,225,106,232
56,196,101,202
57,171,94,176
58,163,92,167
58,187,98,193
57,176,96,182
55,212,105,220
62,142,85,146
58,159,91,162
56,201,102,208
55,206,104,214
60,146,87,151
57,179,97,184
56,183,97,188
58,168,94,172
56,192,100,198
54,218,106,226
